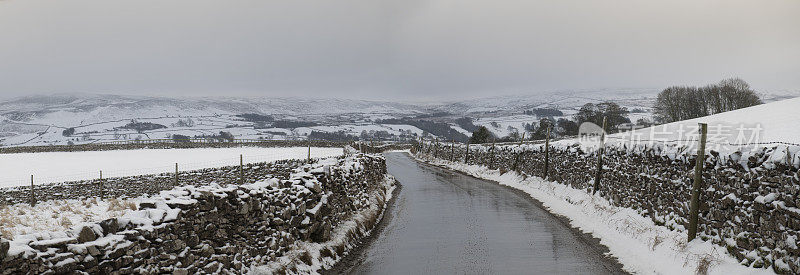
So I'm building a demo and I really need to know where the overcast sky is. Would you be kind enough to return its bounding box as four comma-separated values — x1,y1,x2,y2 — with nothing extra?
0,0,798,101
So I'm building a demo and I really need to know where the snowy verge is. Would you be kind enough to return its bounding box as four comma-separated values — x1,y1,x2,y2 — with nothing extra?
251,175,397,274
414,154,773,275
0,197,140,239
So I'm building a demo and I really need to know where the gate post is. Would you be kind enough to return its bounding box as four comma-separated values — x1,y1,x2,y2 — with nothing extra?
544,126,550,179
688,123,708,241
592,117,607,195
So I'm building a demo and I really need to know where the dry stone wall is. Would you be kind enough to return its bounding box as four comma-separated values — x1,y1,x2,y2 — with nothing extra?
0,159,307,205
0,153,388,274
418,141,800,274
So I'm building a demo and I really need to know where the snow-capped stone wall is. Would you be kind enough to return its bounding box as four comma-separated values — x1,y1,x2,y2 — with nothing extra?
0,154,388,274
419,142,800,274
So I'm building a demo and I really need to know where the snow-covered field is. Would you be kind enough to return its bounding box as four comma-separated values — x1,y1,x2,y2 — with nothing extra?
473,114,538,138
418,154,773,275
0,147,343,188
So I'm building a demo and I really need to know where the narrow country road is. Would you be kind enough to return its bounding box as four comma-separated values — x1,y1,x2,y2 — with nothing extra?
328,152,627,274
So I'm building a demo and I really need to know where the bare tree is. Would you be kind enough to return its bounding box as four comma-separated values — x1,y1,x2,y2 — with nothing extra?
654,78,762,123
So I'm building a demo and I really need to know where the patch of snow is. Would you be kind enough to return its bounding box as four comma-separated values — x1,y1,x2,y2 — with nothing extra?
754,193,777,204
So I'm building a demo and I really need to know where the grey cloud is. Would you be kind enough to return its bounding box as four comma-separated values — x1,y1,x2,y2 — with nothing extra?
0,0,798,101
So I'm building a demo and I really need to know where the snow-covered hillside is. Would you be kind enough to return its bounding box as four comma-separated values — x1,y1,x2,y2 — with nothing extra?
610,96,800,146
2,91,796,147
433,88,660,115
0,94,430,147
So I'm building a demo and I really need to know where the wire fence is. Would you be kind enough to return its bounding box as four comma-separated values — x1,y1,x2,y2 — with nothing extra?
0,147,343,187
417,133,800,153
0,139,348,154
0,145,347,205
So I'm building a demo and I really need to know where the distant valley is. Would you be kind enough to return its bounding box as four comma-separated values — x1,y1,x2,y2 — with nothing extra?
1,90,796,147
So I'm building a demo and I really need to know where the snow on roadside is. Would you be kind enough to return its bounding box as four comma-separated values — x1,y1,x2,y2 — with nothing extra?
416,154,773,275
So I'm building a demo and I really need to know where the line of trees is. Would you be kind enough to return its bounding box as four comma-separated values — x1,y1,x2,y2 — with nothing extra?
573,102,631,132
465,78,761,144
524,108,563,117
308,130,359,142
119,120,167,133
455,117,481,133
654,78,762,123
378,118,470,142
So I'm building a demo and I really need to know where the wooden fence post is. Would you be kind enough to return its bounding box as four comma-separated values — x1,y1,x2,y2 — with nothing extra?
426,138,431,155
174,163,179,187
490,138,496,170
30,175,35,207
465,142,470,163
450,139,455,162
433,138,438,158
307,141,311,163
513,132,526,172
544,127,550,179
592,117,607,195
239,154,244,185
688,123,707,242
99,170,104,200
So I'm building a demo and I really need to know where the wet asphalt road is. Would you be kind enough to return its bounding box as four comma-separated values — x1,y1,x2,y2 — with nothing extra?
330,152,625,274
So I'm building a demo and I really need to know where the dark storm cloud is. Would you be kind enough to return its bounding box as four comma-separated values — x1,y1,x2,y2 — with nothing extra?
0,0,798,100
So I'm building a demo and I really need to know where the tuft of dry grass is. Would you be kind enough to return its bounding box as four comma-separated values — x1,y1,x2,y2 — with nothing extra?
650,234,664,251
297,251,313,265
108,198,138,211
320,247,334,258
673,236,689,253
81,197,98,208
58,203,73,213
59,216,72,227
0,228,11,239
695,253,717,275
107,198,136,212
107,198,122,211
681,248,720,275
0,208,16,239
